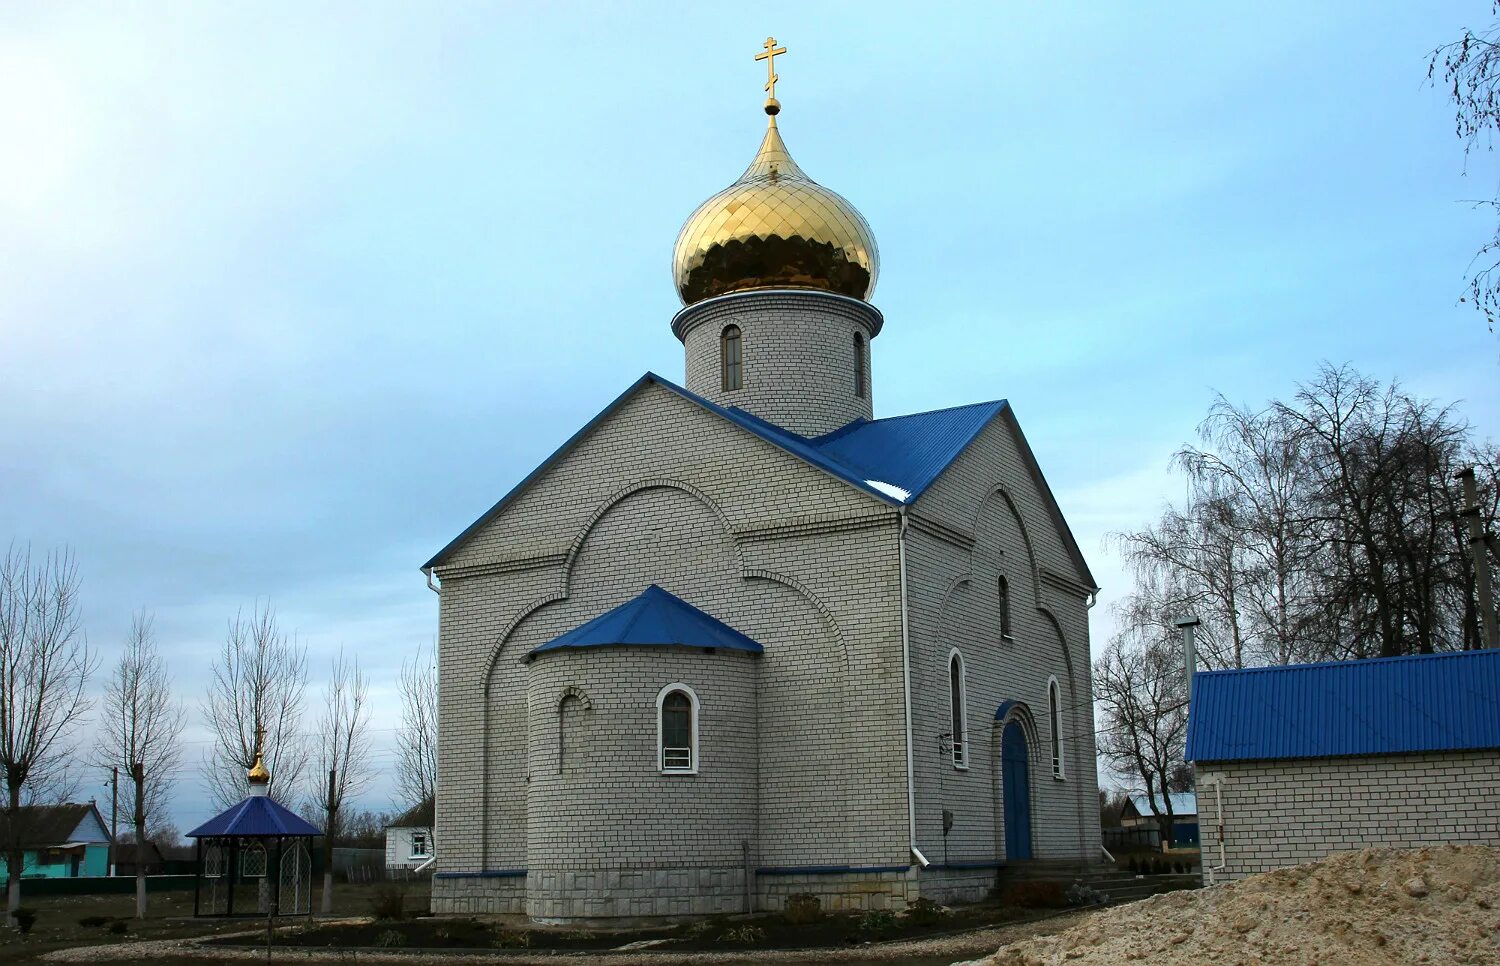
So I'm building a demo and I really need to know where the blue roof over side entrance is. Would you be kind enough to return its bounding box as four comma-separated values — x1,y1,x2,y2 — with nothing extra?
530,584,764,657
1186,648,1500,763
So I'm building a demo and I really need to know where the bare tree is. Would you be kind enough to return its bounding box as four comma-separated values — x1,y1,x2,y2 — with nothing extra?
1119,364,1499,666
201,603,308,809
395,643,438,814
0,546,95,923
95,611,185,918
1093,619,1189,848
311,649,371,913
1430,5,1500,332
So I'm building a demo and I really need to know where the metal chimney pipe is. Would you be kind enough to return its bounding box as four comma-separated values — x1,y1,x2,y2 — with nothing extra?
1174,616,1201,696
1457,467,1497,647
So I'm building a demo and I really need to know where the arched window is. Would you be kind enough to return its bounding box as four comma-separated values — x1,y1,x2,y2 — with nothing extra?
1048,677,1065,779
241,843,266,878
853,332,866,398
948,651,968,768
997,575,1012,639
657,684,699,773
721,325,743,391
559,693,584,774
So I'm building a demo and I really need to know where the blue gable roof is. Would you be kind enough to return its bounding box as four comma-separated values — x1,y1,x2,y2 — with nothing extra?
1186,649,1500,763
423,373,1018,571
530,584,764,657
187,795,322,839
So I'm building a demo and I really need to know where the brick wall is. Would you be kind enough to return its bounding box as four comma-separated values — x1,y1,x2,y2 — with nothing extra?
1196,750,1500,882
673,289,881,436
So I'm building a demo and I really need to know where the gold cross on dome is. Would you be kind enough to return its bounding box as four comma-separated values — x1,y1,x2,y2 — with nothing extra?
755,36,787,99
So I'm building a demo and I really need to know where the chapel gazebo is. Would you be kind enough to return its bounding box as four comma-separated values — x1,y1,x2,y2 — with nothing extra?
187,738,321,917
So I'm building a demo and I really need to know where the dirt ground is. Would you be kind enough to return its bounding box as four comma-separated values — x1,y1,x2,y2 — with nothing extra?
960,845,1500,966
0,880,431,964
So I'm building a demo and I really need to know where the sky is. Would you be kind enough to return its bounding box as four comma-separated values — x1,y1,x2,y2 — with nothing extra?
2,3,1497,831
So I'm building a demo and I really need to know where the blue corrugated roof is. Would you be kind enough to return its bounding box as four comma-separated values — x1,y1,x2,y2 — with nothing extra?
1186,649,1500,763
530,584,763,657
187,795,323,839
423,373,1012,570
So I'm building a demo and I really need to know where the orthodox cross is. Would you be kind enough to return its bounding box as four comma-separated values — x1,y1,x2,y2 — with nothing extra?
755,37,787,100
253,724,265,757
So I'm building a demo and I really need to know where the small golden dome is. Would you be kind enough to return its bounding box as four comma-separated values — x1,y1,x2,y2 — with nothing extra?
673,115,879,306
247,749,270,785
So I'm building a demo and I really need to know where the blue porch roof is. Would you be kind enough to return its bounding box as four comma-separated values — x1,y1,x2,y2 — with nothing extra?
1186,648,1500,763
530,584,763,657
187,795,322,839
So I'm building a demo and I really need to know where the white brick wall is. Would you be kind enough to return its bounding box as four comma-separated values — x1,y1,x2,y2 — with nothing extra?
674,289,881,436
1197,750,1500,882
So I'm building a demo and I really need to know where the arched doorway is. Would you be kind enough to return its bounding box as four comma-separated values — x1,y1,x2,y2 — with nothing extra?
1001,719,1032,860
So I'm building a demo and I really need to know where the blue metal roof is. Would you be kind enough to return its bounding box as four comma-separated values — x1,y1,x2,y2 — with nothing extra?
423,373,1094,591
530,584,764,657
187,795,323,839
810,400,1009,503
1186,649,1500,763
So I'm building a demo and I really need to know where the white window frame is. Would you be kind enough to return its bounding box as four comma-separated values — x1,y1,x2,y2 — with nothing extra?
656,683,699,775
1048,675,1066,779
410,831,429,859
948,649,969,770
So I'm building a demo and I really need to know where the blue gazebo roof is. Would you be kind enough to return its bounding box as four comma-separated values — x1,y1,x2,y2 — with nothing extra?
529,584,764,657
187,794,322,839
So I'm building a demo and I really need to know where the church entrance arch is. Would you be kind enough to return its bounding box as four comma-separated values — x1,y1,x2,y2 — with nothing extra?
1000,719,1032,860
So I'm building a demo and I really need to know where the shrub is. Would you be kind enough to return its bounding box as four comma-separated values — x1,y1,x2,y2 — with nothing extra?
13,908,36,934
783,892,823,924
1065,882,1107,907
375,929,406,948
856,909,898,935
107,920,128,935
903,896,948,926
78,915,110,928
493,930,533,948
369,883,407,920
999,881,1068,909
718,924,766,944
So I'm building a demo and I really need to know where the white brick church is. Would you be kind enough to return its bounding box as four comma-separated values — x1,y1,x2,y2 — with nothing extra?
422,50,1101,920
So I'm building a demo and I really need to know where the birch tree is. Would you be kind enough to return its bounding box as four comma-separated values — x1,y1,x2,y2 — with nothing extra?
201,603,308,809
95,611,185,918
0,546,95,923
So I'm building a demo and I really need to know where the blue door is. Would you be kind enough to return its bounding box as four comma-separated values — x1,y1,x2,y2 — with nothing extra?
1001,720,1032,860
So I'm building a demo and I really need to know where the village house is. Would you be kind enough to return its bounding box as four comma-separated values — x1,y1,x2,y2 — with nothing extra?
1186,648,1500,883
0,802,113,879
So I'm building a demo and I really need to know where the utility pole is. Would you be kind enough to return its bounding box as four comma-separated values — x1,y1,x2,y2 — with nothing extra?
109,767,118,878
321,768,336,915
131,762,146,919
1457,467,1498,648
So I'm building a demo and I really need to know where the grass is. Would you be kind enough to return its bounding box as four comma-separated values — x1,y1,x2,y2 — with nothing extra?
0,880,431,965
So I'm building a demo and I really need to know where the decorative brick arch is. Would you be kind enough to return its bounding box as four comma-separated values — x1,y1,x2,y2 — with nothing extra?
971,486,1041,605
557,685,594,711
561,478,745,590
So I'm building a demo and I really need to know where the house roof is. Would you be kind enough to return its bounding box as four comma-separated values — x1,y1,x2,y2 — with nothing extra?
1186,648,1500,763
0,803,109,848
186,795,322,839
529,584,764,657
385,798,435,830
1126,792,1198,818
423,373,1095,588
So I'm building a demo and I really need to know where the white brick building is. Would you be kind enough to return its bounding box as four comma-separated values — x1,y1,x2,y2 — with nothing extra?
1186,649,1500,884
421,87,1101,920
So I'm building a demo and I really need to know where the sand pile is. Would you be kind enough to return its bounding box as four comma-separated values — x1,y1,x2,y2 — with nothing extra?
961,845,1500,966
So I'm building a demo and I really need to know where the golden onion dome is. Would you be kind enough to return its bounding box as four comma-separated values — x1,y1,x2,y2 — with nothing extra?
673,113,880,306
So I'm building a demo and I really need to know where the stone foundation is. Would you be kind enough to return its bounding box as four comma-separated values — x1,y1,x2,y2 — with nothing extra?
917,865,998,905
430,865,923,918
431,872,526,915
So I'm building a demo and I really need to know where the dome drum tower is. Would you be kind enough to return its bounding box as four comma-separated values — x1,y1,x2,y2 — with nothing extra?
672,52,881,438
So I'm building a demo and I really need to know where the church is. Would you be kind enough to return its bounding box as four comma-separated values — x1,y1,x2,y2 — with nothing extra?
422,40,1101,920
